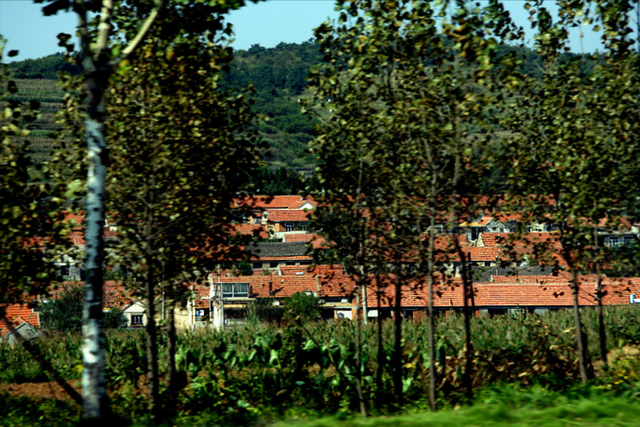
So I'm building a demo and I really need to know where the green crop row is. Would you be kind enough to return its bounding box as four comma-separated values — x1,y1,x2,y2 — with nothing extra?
1,306,640,425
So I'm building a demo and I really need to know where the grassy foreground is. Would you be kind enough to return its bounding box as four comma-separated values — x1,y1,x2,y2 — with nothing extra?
274,396,640,427
2,384,640,426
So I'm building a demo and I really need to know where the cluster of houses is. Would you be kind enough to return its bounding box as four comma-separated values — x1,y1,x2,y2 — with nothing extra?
2,195,640,339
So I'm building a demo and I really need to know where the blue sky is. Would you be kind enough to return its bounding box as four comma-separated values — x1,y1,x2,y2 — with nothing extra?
0,0,607,62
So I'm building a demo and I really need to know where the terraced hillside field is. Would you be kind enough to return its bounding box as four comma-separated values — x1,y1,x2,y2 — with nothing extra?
6,79,64,164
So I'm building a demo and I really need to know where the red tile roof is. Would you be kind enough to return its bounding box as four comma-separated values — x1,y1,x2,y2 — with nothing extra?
232,223,269,239
287,197,317,209
54,268,638,316
284,234,314,243
468,247,501,262
363,275,640,309
478,232,503,247
267,209,311,222
257,255,312,261
237,196,310,210
284,234,329,249
0,304,40,336
47,281,133,310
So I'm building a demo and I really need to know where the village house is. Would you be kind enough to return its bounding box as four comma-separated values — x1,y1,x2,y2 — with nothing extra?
4,196,640,335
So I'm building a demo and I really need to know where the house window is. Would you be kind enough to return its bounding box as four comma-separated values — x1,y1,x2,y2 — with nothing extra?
609,237,620,247
253,217,261,224
624,236,633,246
222,283,249,298
299,223,307,231
131,315,143,326
285,223,295,232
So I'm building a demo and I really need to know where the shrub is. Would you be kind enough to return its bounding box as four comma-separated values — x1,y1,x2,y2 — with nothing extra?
238,260,254,276
40,285,83,333
40,285,125,333
283,291,321,323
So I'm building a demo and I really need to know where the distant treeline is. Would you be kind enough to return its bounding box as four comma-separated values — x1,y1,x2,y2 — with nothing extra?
8,53,81,79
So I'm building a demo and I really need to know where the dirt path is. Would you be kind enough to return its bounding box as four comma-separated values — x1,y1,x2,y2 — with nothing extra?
0,380,81,401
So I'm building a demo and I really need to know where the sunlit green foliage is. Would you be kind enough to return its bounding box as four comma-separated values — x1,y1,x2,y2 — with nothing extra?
2,307,640,424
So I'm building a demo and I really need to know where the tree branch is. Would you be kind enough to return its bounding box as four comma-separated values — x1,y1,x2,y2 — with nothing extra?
110,0,164,70
73,0,96,74
0,315,83,406
97,0,114,57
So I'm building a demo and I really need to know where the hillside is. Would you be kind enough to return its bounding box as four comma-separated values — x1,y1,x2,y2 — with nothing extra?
7,42,322,173
6,40,574,174
223,40,323,170
4,78,64,165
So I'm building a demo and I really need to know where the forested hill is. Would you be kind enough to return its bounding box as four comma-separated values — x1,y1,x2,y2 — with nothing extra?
8,40,573,175
7,41,323,176
222,40,324,170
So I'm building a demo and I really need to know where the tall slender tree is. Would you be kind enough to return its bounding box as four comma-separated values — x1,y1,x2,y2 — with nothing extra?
37,0,258,419
309,0,517,408
498,0,640,382
105,24,259,418
0,43,49,305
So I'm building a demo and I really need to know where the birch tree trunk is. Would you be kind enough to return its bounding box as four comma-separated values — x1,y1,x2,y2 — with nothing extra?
82,73,111,420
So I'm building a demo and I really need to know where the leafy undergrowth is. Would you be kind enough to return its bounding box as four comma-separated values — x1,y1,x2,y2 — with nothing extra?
0,393,80,427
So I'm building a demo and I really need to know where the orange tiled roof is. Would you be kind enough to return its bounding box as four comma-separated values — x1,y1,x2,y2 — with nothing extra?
363,275,640,309
237,196,309,210
284,234,314,243
478,232,503,247
267,209,311,222
287,197,317,209
0,303,40,336
468,247,501,262
284,234,330,249
232,223,269,239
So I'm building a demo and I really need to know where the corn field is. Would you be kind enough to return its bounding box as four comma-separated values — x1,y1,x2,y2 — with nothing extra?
2,306,640,423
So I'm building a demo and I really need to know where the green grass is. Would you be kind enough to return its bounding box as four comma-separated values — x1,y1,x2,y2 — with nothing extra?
273,396,640,427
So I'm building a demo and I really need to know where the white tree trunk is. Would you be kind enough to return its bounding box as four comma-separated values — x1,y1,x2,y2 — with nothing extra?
82,110,109,419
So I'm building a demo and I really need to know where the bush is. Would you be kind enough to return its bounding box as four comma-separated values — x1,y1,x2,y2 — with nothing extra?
40,286,83,333
238,260,254,276
283,291,321,323
246,298,283,323
40,285,125,333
